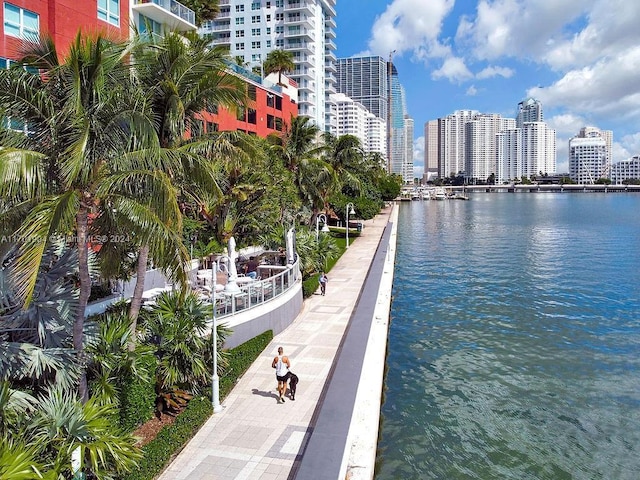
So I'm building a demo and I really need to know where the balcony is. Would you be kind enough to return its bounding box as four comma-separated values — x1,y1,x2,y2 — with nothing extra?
133,0,196,32
284,1,313,14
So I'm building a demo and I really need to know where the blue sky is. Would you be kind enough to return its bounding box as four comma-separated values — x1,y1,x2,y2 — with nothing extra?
335,0,640,176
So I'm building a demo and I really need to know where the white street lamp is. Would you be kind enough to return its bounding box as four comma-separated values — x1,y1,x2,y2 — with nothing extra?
345,203,355,249
315,213,330,241
211,260,223,413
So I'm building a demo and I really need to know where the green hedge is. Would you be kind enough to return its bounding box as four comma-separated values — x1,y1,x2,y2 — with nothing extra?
119,352,157,432
122,330,274,480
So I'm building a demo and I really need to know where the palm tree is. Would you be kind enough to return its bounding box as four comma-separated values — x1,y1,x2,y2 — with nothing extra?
139,291,230,399
125,30,250,328
319,133,363,211
268,115,329,213
0,32,184,401
263,49,295,86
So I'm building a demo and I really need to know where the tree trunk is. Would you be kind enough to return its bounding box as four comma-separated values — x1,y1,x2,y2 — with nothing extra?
127,244,149,351
76,208,91,403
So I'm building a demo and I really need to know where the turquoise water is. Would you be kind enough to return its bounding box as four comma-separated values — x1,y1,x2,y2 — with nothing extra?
376,194,640,480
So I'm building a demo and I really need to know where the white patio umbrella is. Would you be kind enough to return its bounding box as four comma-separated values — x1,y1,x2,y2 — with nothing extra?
225,236,241,293
286,228,296,265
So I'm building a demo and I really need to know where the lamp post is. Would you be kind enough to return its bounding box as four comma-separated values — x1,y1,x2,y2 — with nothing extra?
345,203,355,249
211,260,223,413
315,213,330,241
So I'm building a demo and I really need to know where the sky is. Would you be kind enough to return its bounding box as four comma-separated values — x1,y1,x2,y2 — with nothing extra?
334,0,640,176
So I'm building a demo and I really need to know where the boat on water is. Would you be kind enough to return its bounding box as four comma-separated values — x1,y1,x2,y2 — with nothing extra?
434,187,447,200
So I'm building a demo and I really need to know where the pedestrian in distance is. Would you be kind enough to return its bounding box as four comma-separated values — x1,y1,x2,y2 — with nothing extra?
319,272,328,296
271,346,290,403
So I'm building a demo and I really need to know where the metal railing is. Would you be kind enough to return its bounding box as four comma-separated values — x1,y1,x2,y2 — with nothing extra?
138,0,195,26
214,259,301,318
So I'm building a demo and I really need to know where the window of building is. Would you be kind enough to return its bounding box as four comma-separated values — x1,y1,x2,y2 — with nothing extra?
251,2,261,10
266,2,271,8
138,14,162,38
4,3,39,38
236,43,245,50
247,108,257,124
236,30,245,37
251,15,260,23
267,114,275,129
266,40,271,48
276,13,284,21
251,28,260,36
251,41,261,49
266,93,275,108
276,39,284,47
266,14,271,21
275,117,283,131
236,17,245,25
248,85,257,101
275,26,284,33
275,0,283,6
97,0,119,26
235,5,244,12
266,27,271,34
275,96,282,111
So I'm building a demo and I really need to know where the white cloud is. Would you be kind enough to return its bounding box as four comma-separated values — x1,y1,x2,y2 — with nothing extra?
432,57,473,83
413,136,425,167
367,0,455,58
476,65,514,79
528,46,640,122
455,0,594,63
466,85,478,96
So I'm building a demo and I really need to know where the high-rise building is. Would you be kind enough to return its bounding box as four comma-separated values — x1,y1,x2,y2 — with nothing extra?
437,110,478,178
199,0,337,132
365,115,387,160
336,56,388,120
516,98,543,127
424,120,439,180
497,122,556,183
569,131,608,183
403,116,414,182
388,64,413,182
465,114,514,182
578,126,613,167
332,92,368,144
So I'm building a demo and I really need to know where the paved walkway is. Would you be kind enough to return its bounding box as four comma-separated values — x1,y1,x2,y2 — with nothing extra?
158,205,395,480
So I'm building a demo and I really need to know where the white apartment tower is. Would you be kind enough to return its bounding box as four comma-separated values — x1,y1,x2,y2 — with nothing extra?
366,115,387,160
497,122,556,183
465,114,515,182
569,132,608,183
424,119,439,180
403,116,414,182
199,0,337,132
332,93,367,143
517,98,543,127
438,110,478,178
579,126,613,168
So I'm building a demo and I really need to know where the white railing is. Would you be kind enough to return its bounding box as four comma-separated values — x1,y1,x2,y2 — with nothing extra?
213,258,301,318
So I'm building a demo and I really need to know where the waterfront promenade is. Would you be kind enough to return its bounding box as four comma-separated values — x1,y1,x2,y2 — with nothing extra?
158,204,398,480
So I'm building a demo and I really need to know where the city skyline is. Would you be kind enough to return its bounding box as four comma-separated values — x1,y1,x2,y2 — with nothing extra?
335,0,640,177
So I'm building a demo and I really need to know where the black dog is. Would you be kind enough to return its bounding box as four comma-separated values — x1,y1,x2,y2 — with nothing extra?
288,372,299,400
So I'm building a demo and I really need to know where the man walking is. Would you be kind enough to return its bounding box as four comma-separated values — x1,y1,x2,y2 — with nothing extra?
319,272,328,296
272,346,290,403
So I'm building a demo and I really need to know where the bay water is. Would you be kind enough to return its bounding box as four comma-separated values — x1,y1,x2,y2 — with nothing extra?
376,194,640,479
